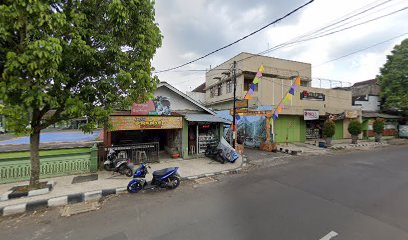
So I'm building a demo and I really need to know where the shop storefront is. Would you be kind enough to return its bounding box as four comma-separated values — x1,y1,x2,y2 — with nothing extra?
184,114,228,155
101,82,231,161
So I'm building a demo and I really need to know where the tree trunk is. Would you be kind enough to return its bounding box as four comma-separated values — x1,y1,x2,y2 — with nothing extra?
351,135,358,144
29,129,41,188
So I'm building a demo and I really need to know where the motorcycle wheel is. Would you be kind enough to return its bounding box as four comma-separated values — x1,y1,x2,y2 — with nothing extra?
127,182,143,193
103,164,112,171
216,155,225,164
119,165,133,177
166,176,180,190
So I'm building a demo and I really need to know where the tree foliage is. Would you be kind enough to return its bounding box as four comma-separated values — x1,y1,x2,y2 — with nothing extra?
347,120,362,136
377,38,408,114
0,0,162,186
323,120,335,138
373,118,384,134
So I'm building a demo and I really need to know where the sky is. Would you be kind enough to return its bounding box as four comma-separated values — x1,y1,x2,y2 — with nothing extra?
151,0,408,92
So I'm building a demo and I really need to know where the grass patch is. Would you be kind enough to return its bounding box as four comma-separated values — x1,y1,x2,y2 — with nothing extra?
0,148,90,159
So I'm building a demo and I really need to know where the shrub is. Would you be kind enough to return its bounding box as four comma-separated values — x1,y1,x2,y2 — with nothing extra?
348,120,362,136
373,118,385,134
323,120,335,138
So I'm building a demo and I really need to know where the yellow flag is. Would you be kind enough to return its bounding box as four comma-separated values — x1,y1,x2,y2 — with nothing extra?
244,94,252,100
294,76,301,85
259,65,265,73
286,93,292,101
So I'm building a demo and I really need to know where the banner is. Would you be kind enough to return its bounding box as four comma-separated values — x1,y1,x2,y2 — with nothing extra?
304,110,319,120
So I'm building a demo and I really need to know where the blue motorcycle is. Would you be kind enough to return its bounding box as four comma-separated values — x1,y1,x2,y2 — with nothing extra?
127,163,181,193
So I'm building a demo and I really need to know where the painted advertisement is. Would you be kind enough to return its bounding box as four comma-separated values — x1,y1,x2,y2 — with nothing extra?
131,96,171,116
111,116,182,131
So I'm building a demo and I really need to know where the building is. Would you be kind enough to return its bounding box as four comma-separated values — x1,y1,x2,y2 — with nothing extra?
203,52,359,144
348,79,400,139
102,82,230,160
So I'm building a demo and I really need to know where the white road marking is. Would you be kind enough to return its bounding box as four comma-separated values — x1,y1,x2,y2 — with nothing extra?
319,231,338,240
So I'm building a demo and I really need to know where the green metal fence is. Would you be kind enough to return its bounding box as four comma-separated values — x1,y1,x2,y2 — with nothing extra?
0,146,98,184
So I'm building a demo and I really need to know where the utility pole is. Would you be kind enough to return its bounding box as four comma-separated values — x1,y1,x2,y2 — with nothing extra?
232,61,237,149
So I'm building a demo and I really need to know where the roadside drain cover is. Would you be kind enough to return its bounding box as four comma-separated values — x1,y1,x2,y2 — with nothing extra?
194,177,217,185
61,201,100,217
72,174,98,184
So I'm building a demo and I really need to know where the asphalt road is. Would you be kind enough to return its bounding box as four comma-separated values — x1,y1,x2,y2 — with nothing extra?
1,145,408,240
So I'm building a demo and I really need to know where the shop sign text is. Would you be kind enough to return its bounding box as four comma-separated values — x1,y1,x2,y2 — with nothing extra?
300,90,325,101
304,110,319,120
110,116,182,131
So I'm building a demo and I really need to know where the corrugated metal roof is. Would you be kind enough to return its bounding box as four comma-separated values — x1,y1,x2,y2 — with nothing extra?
184,114,231,124
362,112,401,119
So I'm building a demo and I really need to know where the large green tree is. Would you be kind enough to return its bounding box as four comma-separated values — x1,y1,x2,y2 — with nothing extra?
0,0,162,187
377,38,408,115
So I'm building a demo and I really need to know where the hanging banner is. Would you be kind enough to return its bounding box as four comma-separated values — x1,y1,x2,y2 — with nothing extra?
304,110,319,120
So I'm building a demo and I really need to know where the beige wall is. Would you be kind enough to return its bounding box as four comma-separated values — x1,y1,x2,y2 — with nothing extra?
257,79,354,115
205,52,312,107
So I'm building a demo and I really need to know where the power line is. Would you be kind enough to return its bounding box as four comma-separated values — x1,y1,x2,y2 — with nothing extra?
162,0,404,78
153,0,315,74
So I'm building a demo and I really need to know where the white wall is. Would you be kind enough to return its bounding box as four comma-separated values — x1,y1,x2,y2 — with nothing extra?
154,86,204,112
354,95,380,112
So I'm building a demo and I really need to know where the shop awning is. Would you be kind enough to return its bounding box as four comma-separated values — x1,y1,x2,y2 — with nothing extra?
184,114,232,124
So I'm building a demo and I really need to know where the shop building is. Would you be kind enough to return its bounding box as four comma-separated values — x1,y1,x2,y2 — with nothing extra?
203,52,359,144
102,82,229,161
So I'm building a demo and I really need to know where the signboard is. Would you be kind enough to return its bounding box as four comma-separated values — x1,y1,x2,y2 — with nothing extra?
304,110,319,120
111,116,182,131
131,96,171,116
235,99,248,109
345,110,358,118
300,90,325,101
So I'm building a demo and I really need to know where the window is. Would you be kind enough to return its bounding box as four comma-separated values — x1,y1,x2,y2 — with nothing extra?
300,80,308,87
210,87,215,98
244,78,257,91
226,80,232,93
217,84,222,96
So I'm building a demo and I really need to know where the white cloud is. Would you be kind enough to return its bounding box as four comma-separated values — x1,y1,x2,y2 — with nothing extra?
152,0,408,92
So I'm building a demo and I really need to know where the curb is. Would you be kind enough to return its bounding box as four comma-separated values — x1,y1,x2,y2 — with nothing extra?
330,142,386,150
0,156,248,217
0,180,55,202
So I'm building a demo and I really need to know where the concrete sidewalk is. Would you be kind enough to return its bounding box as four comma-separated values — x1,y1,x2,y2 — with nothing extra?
0,156,244,216
275,140,389,156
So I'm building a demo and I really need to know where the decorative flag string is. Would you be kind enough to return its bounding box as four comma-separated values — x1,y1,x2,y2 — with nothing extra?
270,76,301,124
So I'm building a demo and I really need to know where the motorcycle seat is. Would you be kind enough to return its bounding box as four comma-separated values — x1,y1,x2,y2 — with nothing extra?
153,167,177,177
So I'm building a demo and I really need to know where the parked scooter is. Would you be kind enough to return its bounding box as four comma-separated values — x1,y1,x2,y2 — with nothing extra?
205,145,227,164
103,149,133,177
127,163,181,193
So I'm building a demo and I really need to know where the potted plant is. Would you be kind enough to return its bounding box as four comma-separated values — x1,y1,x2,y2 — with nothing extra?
171,148,180,158
373,118,385,142
348,120,362,144
323,120,336,147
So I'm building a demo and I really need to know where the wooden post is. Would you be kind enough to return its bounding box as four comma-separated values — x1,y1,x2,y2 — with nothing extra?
265,117,271,143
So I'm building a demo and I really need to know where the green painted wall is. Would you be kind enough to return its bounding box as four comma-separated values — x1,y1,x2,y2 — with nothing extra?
181,118,189,158
299,119,306,142
274,115,302,143
333,120,344,140
0,148,96,184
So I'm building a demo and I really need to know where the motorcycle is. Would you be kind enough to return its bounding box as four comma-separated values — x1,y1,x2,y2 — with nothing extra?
205,145,227,164
103,148,133,177
127,163,181,193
